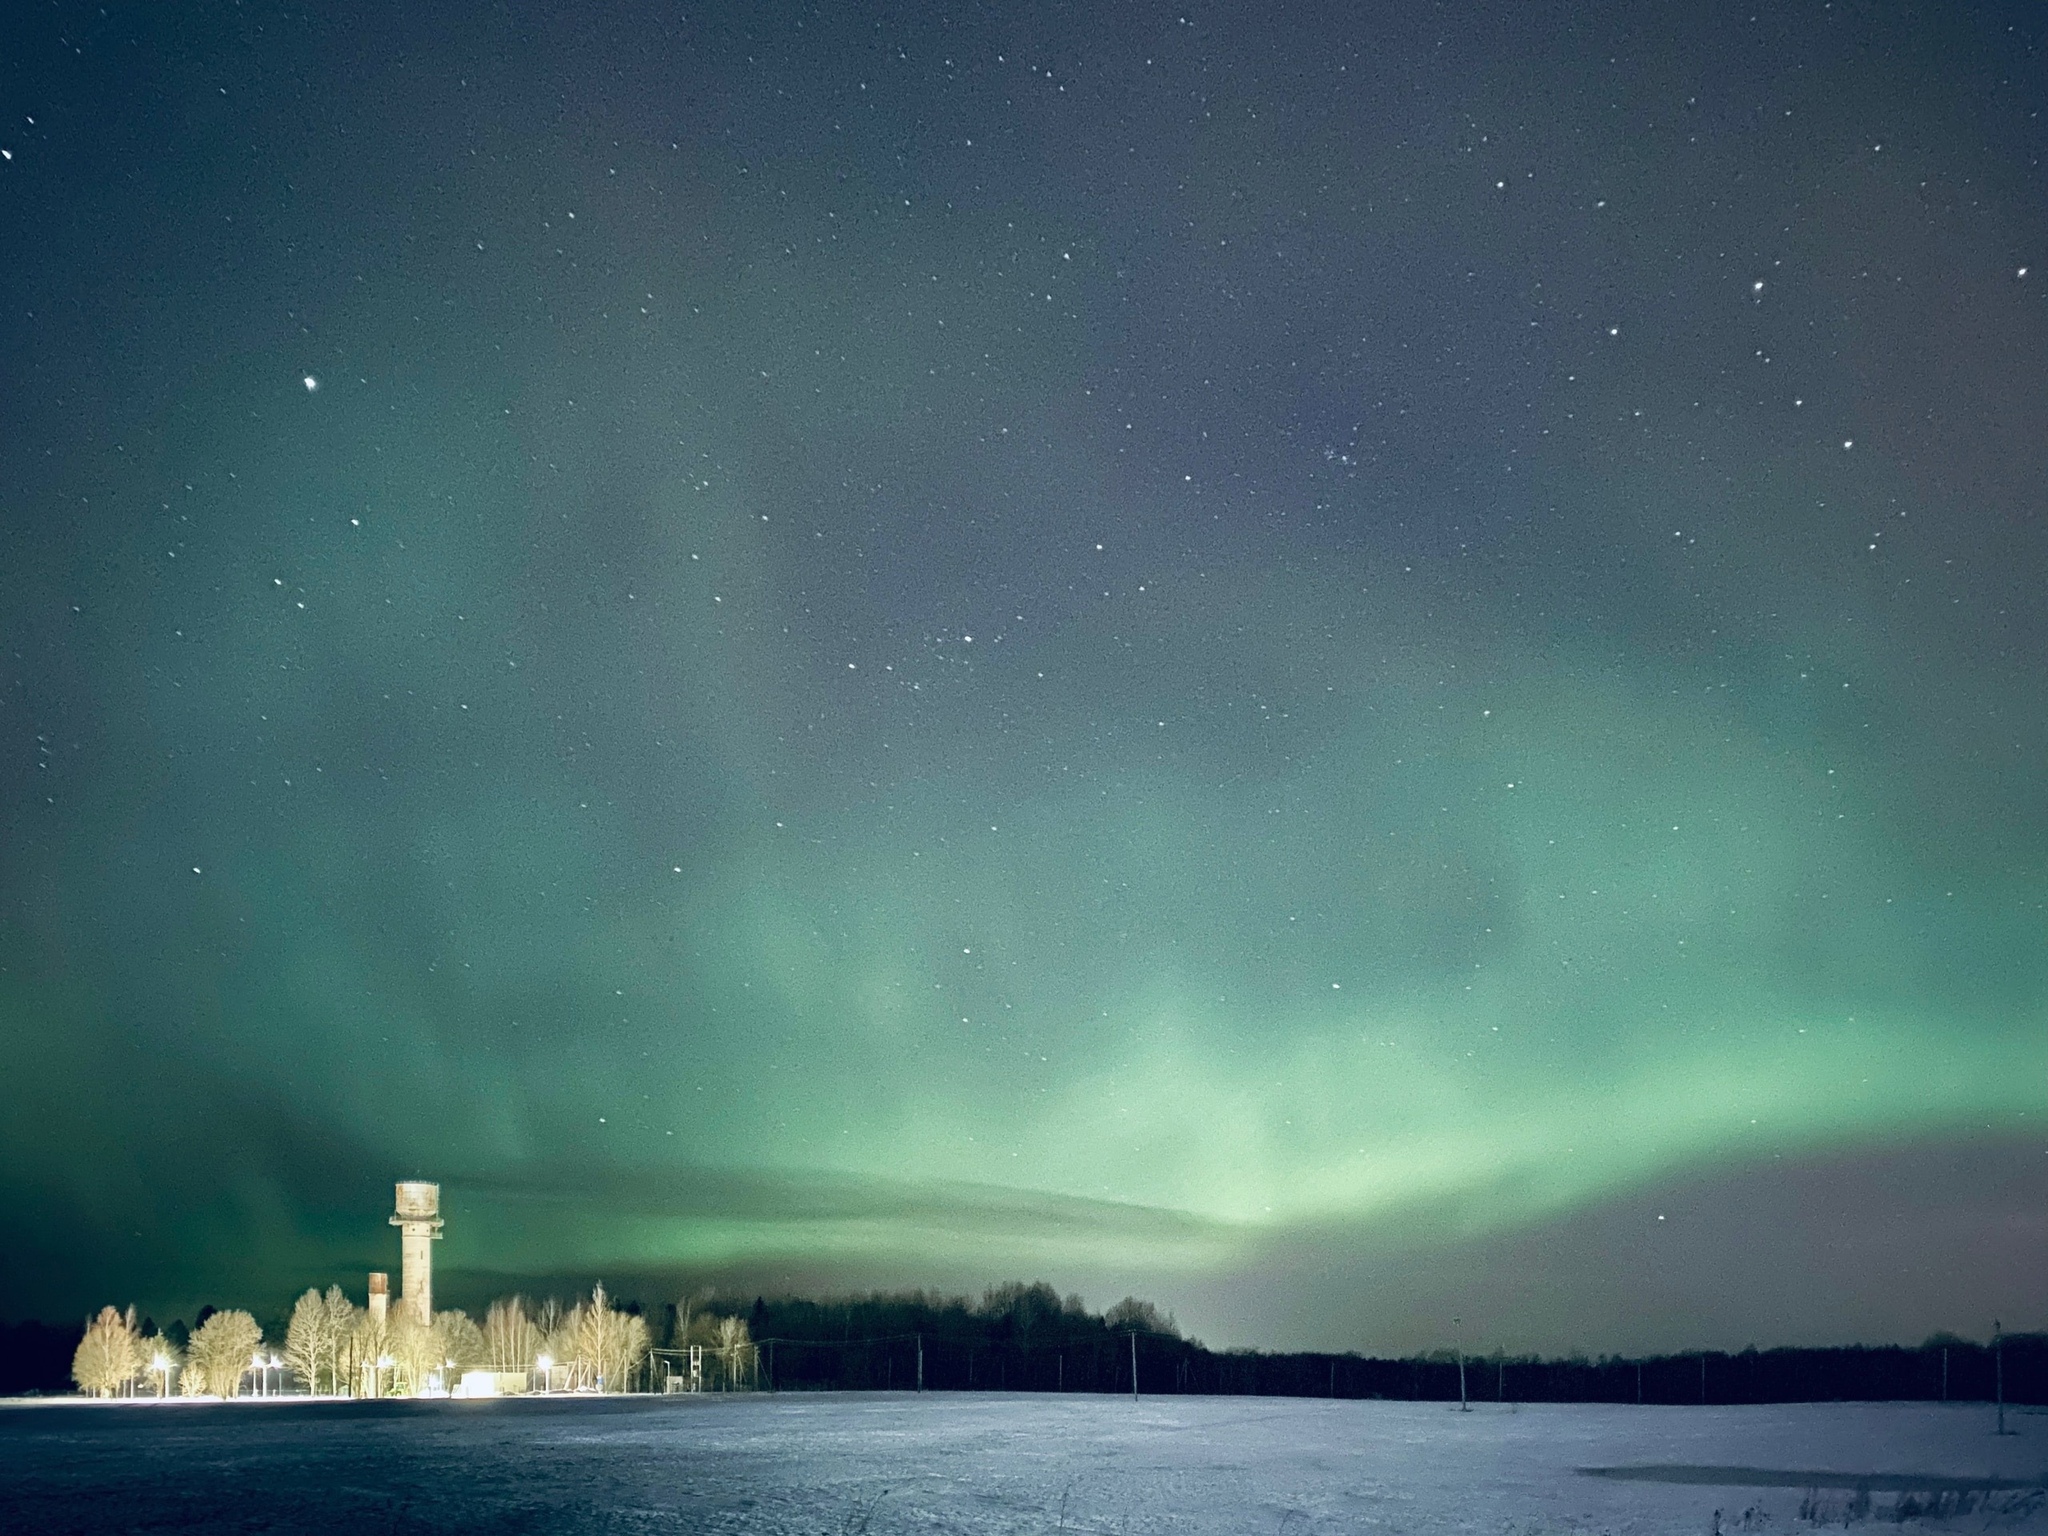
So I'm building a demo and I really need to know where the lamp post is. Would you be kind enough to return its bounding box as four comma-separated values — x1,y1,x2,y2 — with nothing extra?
376,1354,393,1399
151,1353,171,1399
251,1353,266,1398
1454,1318,1469,1412
444,1357,457,1398
268,1354,282,1397
537,1353,554,1394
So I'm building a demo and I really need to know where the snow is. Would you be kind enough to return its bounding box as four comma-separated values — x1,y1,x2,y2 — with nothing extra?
0,1392,2039,1535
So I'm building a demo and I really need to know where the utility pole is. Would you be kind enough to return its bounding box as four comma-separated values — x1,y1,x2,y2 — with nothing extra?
1130,1330,1139,1401
1996,1321,2010,1435
1454,1317,1468,1412
916,1333,924,1393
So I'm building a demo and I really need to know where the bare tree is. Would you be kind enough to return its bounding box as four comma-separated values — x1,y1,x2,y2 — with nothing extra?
387,1311,443,1395
613,1311,652,1391
71,1306,142,1398
322,1287,360,1396
186,1310,263,1398
1103,1298,1179,1337
351,1307,390,1397
565,1284,650,1392
435,1309,485,1385
673,1288,711,1348
284,1289,328,1394
715,1314,752,1390
541,1298,578,1389
483,1297,541,1372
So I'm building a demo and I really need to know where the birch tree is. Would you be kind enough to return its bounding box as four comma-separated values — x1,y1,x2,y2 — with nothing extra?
387,1311,442,1394
715,1314,752,1390
186,1310,263,1398
283,1289,329,1394
71,1306,142,1397
562,1284,650,1391
484,1296,541,1372
323,1287,360,1395
434,1309,485,1381
352,1307,390,1397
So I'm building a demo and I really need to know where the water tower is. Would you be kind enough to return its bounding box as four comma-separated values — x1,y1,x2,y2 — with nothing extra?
390,1181,443,1324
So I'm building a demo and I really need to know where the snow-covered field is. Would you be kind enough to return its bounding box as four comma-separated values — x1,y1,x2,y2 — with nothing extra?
0,1391,2039,1535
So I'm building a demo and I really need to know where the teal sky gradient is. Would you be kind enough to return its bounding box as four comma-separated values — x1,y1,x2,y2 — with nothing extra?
0,0,2042,1348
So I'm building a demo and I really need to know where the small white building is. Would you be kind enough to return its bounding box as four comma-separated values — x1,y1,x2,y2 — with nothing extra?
453,1370,533,1397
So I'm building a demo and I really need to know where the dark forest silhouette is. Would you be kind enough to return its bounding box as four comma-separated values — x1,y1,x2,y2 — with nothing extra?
723,1285,2043,1407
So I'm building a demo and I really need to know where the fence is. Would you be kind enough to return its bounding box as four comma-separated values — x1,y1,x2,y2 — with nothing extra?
681,1330,2047,1407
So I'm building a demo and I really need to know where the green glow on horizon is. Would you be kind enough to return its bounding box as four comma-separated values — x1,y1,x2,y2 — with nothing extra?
210,562,2046,1283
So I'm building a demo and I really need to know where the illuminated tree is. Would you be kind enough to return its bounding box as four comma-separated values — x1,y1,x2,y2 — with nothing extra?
715,1314,752,1389
434,1309,485,1382
137,1330,181,1397
283,1289,329,1394
540,1298,577,1388
563,1284,650,1391
484,1296,541,1372
670,1289,711,1349
351,1307,390,1396
185,1310,263,1398
71,1306,143,1397
387,1311,443,1394
322,1287,361,1395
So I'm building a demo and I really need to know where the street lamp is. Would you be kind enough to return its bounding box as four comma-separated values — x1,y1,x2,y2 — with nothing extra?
376,1353,393,1398
151,1353,171,1399
444,1357,457,1397
251,1352,266,1398
536,1353,554,1393
268,1354,282,1396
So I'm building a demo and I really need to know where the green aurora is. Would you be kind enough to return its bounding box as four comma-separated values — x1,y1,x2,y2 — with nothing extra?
0,0,2042,1350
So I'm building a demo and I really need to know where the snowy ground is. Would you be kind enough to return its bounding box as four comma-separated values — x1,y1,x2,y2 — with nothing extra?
0,1391,2039,1535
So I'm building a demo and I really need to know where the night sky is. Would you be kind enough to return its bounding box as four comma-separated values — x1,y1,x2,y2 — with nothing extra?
2,0,2043,1354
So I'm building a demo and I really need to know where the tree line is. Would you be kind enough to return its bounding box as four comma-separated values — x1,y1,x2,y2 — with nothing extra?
63,1284,670,1399
737,1284,2044,1406
19,1279,2043,1405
